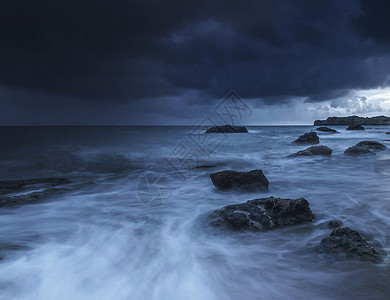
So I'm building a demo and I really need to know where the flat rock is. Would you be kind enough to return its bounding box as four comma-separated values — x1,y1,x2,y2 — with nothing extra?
346,124,365,130
320,227,386,263
316,127,338,133
209,196,314,231
210,170,269,191
289,145,332,157
293,132,319,145
205,125,248,133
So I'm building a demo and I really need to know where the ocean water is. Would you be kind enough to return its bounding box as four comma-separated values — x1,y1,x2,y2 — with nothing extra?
0,126,389,300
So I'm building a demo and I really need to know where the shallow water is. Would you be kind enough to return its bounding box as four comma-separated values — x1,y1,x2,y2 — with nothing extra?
0,126,389,299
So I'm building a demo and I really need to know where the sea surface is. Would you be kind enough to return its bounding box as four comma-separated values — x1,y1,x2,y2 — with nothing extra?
0,126,389,300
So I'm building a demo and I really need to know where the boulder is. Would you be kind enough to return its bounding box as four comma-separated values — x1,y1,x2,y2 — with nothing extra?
344,146,375,156
210,170,269,191
355,141,386,151
293,132,319,145
316,127,338,133
289,145,332,157
320,227,386,263
209,196,314,231
205,125,248,133
346,124,365,130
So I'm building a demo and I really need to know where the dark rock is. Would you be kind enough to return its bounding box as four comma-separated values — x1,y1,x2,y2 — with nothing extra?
210,170,269,191
293,132,319,145
355,141,386,151
328,220,343,228
316,127,338,133
314,115,390,126
386,132,390,135
344,146,375,156
346,124,365,130
209,196,314,231
320,227,386,263
0,188,65,208
289,145,332,157
205,125,248,133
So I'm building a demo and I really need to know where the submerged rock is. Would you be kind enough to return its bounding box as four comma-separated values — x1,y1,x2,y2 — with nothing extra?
210,170,269,191
328,220,343,229
316,127,338,133
0,188,65,208
386,132,390,135
346,124,365,130
209,196,314,231
289,145,332,157
355,141,386,151
205,125,248,133
0,178,70,195
320,227,386,263
293,132,319,145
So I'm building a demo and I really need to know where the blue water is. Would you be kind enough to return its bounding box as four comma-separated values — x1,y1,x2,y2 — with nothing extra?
0,126,389,299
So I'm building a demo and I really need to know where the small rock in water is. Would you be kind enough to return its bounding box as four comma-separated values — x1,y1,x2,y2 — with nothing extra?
205,125,248,133
386,132,390,135
210,170,269,191
346,124,365,130
316,127,338,133
328,220,343,228
344,140,386,156
209,197,314,231
289,145,332,157
355,141,386,151
319,227,386,263
293,132,320,145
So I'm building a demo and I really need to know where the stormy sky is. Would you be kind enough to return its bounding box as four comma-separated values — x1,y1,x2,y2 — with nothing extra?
1,0,390,125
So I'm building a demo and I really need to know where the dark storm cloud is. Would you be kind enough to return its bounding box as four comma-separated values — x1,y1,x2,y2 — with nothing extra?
1,0,390,114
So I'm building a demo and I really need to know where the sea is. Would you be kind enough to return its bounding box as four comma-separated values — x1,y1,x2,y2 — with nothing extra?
0,125,389,300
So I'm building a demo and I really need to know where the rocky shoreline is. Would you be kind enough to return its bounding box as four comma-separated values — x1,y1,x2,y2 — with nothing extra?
314,115,390,126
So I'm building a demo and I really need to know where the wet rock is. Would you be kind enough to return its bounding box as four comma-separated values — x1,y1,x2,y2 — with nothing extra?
344,141,386,156
386,132,390,135
344,146,375,156
209,196,314,231
316,127,338,133
293,132,319,145
320,227,386,263
346,124,365,130
289,145,332,157
205,125,248,133
328,220,343,228
210,170,269,191
355,141,386,151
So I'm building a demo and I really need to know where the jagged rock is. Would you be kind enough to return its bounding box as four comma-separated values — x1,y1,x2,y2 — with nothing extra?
205,125,248,133
293,132,319,145
328,220,343,228
210,170,269,191
209,196,314,231
344,146,375,156
314,115,390,126
316,127,338,133
289,145,332,157
346,124,365,130
320,227,386,263
355,141,386,150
